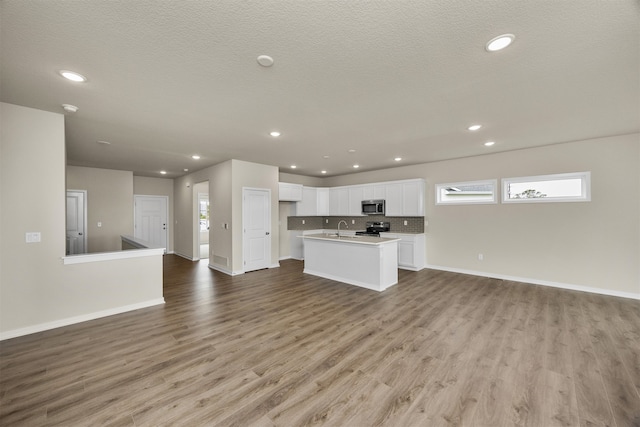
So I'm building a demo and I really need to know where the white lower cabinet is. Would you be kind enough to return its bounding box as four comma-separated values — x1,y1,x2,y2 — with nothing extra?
290,229,326,260
380,233,425,271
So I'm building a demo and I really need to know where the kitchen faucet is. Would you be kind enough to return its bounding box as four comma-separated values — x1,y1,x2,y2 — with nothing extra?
337,220,348,237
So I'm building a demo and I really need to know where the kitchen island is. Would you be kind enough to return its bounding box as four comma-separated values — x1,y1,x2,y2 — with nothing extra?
301,233,400,292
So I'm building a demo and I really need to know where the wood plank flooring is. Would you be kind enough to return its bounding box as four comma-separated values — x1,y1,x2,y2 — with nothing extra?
1,255,639,426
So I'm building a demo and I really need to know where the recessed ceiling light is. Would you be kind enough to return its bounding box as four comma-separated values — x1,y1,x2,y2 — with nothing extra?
485,34,515,52
257,55,274,67
484,141,496,146
394,157,402,162
348,149,356,153
323,155,330,159
468,124,482,131
96,140,111,145
61,104,78,113
192,155,201,160
160,171,167,175
321,170,327,174
291,165,297,169
59,70,87,82
270,131,281,137
353,164,360,168
183,168,189,172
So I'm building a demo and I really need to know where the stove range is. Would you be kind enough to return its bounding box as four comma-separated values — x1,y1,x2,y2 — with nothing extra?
355,221,390,237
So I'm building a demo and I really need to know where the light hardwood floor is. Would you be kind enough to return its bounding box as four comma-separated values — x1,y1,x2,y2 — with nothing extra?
1,256,639,426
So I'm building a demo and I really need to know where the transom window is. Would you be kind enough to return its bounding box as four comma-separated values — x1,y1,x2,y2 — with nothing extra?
502,172,591,203
436,179,497,205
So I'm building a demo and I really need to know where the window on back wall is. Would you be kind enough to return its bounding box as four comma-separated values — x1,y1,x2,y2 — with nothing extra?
502,172,591,203
435,179,498,205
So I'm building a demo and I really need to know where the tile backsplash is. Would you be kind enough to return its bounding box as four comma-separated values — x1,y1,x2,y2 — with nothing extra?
287,215,425,233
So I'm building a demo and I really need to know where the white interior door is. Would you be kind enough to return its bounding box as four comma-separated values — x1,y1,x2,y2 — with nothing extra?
66,190,87,255
243,188,271,272
134,195,168,251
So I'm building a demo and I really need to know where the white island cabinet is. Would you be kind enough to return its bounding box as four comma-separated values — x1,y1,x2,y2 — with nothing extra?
302,234,400,292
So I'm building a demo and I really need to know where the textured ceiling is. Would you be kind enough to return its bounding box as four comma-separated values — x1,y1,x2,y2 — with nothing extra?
1,1,638,178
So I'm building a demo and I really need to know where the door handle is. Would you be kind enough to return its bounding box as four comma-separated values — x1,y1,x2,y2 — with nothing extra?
78,232,83,235
265,232,270,235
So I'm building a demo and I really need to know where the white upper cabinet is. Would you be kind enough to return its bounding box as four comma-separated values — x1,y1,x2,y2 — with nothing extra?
329,187,349,215
278,182,303,201
401,179,425,216
294,179,425,217
384,179,425,216
385,183,403,216
297,187,331,216
297,187,318,216
348,186,365,216
363,184,386,200
317,188,330,216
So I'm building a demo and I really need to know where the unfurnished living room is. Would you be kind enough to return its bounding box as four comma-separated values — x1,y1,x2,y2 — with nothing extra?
1,1,639,426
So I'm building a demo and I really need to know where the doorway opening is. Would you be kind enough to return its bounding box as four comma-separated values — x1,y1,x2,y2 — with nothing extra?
195,182,209,261
66,190,87,255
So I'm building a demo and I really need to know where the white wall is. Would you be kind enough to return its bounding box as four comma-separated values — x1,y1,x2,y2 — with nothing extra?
67,166,134,253
231,159,280,272
312,135,640,298
279,172,325,187
173,159,279,274
174,161,231,263
0,103,163,339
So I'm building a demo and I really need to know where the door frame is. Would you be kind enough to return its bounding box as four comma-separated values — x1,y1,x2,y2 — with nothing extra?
242,187,272,273
197,191,209,261
133,194,169,252
66,189,87,255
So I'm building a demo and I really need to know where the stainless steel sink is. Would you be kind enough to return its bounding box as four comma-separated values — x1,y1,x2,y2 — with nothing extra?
323,233,359,238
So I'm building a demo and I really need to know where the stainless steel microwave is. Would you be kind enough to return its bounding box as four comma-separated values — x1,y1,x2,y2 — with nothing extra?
361,199,385,215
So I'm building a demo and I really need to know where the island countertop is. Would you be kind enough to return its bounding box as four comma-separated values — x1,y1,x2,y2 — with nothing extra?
301,233,400,245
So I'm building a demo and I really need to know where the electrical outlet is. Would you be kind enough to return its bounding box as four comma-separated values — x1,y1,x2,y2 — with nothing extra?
351,220,355,224
326,219,328,224
404,220,408,226
97,221,102,228
478,253,484,261
302,219,305,225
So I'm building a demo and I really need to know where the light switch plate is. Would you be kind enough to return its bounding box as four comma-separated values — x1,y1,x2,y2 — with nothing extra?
26,232,41,243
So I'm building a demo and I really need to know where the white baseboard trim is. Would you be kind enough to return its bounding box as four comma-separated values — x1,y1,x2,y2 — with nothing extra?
425,264,640,300
399,265,423,272
269,263,280,269
174,252,196,261
303,268,393,292
279,255,292,261
208,263,244,276
0,298,166,341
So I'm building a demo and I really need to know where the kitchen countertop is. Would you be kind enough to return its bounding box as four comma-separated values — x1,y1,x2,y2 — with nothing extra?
302,233,400,245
